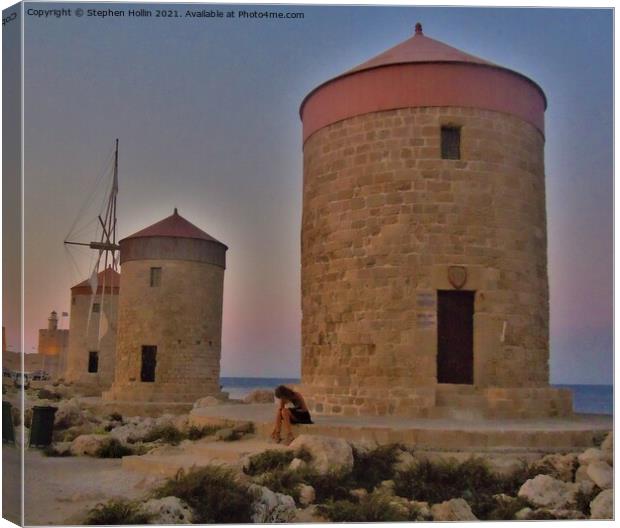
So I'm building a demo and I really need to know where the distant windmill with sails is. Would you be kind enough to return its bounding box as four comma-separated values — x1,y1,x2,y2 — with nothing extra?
63,139,121,383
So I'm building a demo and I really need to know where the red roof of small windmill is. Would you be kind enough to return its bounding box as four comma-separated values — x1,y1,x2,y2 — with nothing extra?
122,209,224,245
71,267,120,291
345,31,495,74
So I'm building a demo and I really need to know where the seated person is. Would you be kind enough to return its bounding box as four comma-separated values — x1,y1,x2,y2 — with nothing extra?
271,385,313,444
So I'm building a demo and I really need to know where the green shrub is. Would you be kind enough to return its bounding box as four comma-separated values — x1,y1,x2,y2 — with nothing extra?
394,457,534,519
255,468,305,502
485,496,531,520
318,494,416,522
575,485,601,516
95,438,133,458
187,424,220,440
351,444,401,491
154,465,257,523
143,425,186,445
245,449,295,475
85,500,152,525
304,469,355,502
108,412,123,422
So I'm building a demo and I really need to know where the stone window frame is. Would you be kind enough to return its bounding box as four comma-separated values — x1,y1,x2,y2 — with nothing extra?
440,125,461,160
150,267,162,287
88,351,99,373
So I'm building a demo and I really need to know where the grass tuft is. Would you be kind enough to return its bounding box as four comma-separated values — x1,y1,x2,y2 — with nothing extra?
95,438,134,458
154,465,257,523
85,499,152,525
143,425,186,445
318,493,418,522
187,424,220,440
245,449,295,476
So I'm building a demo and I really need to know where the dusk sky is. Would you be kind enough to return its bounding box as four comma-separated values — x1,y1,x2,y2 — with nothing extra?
3,4,613,382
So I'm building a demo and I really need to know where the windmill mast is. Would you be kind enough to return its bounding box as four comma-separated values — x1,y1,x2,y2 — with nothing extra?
65,138,120,269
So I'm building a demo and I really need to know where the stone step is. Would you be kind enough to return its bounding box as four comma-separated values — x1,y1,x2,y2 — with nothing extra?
122,438,291,476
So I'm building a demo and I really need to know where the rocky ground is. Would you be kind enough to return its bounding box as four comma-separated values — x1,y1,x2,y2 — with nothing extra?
7,383,614,523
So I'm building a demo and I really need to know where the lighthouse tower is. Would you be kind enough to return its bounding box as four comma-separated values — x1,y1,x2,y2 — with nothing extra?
104,209,227,403
299,25,572,419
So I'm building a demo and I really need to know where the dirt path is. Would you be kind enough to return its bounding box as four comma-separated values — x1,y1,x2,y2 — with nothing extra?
22,449,163,525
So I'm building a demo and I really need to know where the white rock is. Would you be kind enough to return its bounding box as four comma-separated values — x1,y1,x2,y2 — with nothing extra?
349,488,367,500
141,496,193,524
515,507,532,520
601,432,613,452
349,438,379,455
288,434,353,475
69,434,108,456
485,456,526,478
578,447,606,466
586,460,613,489
250,485,296,523
298,484,315,506
243,389,274,404
430,498,477,521
590,489,613,519
110,417,158,444
578,478,595,496
518,474,579,509
289,458,306,471
193,396,221,409
575,464,593,484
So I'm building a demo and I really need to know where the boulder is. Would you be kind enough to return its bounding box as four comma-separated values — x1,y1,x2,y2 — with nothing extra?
586,460,613,489
349,438,379,455
289,458,306,471
172,414,190,432
140,496,193,524
518,474,579,509
250,485,296,523
54,399,85,429
590,489,613,519
601,432,613,453
546,509,586,519
288,434,353,475
533,453,577,482
484,456,526,478
243,389,275,404
69,434,109,456
109,417,159,444
515,507,532,520
431,498,477,521
298,484,315,506
193,396,221,409
578,447,606,466
574,464,594,484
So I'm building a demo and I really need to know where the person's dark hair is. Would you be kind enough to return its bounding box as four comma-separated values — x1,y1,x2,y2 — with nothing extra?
274,385,296,401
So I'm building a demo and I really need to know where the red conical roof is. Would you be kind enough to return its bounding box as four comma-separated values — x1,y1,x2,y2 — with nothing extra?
346,24,494,74
122,209,224,245
71,267,120,294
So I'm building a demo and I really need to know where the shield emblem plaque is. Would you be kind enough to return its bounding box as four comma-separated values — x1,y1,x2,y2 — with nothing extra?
448,266,467,289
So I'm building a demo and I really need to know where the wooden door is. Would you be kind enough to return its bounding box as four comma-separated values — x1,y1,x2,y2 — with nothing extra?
141,346,157,382
437,290,474,384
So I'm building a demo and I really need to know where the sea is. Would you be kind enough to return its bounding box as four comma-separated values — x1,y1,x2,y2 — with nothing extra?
221,377,613,416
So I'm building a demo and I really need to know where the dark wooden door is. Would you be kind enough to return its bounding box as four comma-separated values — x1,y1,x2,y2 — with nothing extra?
437,290,474,384
88,351,99,373
141,346,157,382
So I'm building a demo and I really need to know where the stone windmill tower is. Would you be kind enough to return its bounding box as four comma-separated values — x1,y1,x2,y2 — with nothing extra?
298,24,572,419
103,209,227,403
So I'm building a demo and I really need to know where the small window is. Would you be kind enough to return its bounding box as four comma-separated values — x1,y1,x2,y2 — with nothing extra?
141,345,157,382
88,351,99,373
441,126,461,160
72,297,76,305
150,267,162,287
92,303,100,313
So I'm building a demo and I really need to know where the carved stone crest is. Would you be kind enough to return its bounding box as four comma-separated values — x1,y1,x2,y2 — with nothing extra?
448,266,467,289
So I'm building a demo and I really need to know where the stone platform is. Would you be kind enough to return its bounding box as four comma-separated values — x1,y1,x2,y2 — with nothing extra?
79,397,193,417
189,403,612,452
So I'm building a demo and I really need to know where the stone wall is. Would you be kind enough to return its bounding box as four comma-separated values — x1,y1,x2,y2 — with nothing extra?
64,292,118,388
300,106,563,417
103,258,224,402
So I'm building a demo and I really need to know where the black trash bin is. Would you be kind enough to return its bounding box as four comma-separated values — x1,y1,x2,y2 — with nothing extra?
29,405,57,447
2,401,15,444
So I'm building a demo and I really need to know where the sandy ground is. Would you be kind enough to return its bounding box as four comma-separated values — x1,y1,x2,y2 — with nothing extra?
16,448,162,526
